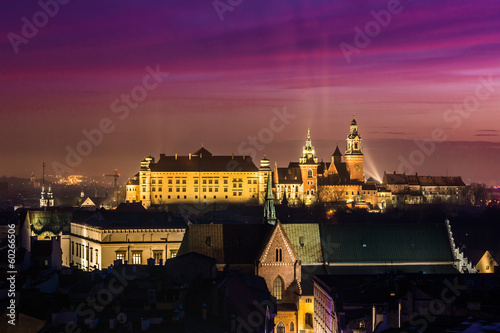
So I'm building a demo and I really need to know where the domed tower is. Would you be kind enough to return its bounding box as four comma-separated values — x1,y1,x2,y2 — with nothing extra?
299,129,318,204
344,116,364,182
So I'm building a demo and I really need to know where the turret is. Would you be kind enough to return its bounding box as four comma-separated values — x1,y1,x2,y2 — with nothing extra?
345,116,364,182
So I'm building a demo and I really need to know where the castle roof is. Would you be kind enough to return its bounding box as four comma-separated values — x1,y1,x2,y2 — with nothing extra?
332,145,343,157
149,148,258,172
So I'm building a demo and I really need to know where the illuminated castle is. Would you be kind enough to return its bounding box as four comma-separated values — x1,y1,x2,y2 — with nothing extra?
125,147,270,208
274,117,391,208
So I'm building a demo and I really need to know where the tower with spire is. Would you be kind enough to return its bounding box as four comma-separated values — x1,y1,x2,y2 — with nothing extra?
344,116,364,182
263,171,276,225
299,129,318,204
40,162,54,208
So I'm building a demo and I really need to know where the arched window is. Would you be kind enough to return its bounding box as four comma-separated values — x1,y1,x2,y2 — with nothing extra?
275,248,282,262
273,276,284,301
277,322,285,333
290,321,294,331
307,169,313,178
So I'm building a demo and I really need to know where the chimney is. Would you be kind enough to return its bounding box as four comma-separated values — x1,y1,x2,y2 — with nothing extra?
189,153,192,160
175,153,177,160
232,153,234,159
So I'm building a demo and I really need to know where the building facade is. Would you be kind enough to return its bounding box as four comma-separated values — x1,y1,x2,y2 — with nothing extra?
382,172,466,206
69,212,186,271
126,147,269,208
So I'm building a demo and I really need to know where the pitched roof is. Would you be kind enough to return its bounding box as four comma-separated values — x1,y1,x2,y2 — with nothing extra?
384,173,466,187
178,224,273,265
332,145,343,157
72,211,186,229
276,166,302,184
282,224,323,263
320,223,455,264
150,150,258,172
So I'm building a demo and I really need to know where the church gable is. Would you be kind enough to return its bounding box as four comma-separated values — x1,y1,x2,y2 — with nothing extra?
259,221,298,265
81,197,96,207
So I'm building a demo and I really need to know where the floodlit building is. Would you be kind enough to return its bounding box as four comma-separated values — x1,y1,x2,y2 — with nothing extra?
126,147,269,208
69,211,186,270
382,171,466,205
274,117,391,209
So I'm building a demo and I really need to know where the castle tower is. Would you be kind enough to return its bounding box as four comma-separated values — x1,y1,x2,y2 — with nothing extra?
299,129,318,204
139,156,154,208
259,156,272,204
344,116,364,182
263,171,277,225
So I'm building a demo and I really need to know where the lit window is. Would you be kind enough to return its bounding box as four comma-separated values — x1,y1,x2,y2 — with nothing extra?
273,276,284,301
132,252,142,264
170,250,178,258
116,252,125,262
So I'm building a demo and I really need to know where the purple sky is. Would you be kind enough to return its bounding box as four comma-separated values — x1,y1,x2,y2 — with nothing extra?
1,0,499,185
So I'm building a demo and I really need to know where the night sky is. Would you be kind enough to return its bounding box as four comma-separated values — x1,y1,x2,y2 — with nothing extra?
1,0,499,185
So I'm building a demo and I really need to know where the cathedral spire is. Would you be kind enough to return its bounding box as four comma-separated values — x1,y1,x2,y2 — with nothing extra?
263,171,276,225
299,128,318,164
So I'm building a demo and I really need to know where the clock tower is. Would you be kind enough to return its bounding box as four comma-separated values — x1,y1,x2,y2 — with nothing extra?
299,129,318,204
344,117,364,182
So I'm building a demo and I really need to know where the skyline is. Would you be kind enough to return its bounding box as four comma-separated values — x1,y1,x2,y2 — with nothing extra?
1,0,500,185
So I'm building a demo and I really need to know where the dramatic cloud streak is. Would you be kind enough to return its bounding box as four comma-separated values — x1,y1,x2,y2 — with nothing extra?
0,0,499,185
